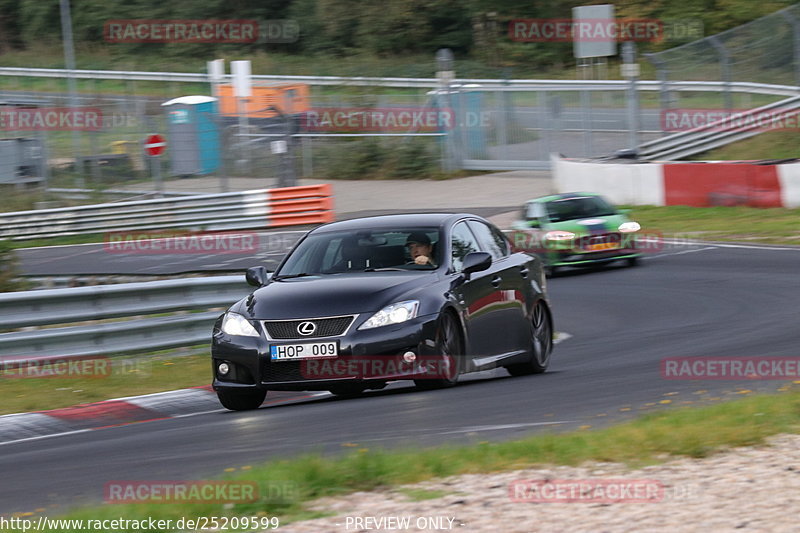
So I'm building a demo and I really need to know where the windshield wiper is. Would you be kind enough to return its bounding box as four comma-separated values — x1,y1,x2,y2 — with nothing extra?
272,272,315,280
363,267,406,272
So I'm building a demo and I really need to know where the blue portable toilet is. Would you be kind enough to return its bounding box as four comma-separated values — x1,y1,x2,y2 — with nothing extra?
161,95,220,175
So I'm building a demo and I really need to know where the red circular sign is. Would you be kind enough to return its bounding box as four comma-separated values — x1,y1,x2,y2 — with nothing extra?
144,134,166,156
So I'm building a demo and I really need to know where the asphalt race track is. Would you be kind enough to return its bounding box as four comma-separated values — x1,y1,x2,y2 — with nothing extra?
2,240,799,515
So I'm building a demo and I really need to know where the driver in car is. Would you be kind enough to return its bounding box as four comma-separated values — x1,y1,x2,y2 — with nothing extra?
406,232,436,266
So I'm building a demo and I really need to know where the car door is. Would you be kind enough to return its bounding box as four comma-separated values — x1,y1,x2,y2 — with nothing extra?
467,219,529,359
449,221,500,359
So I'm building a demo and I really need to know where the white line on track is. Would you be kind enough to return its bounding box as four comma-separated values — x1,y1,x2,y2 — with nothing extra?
437,421,573,435
642,246,718,260
0,428,91,447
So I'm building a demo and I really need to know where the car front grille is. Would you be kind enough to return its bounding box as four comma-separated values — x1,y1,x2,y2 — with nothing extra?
262,315,355,340
262,360,305,382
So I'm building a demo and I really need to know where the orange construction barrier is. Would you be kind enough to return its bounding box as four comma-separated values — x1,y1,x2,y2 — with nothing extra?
267,184,334,227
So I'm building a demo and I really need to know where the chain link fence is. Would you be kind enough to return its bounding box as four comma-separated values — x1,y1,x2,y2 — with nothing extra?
646,3,800,110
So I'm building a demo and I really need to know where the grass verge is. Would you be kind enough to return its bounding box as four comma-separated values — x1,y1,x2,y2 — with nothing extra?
0,349,210,415
14,386,799,531
690,129,800,161
625,204,800,245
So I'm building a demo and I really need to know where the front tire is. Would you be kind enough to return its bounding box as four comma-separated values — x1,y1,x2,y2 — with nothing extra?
415,312,463,390
217,389,267,411
506,300,553,376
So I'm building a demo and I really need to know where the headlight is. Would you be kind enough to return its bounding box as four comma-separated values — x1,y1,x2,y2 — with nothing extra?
221,312,260,337
544,230,575,241
618,221,641,233
359,300,419,330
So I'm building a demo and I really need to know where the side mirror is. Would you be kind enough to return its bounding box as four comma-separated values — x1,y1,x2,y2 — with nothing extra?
245,266,269,287
461,252,492,280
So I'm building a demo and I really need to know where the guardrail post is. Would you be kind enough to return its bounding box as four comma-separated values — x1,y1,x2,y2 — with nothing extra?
709,37,734,110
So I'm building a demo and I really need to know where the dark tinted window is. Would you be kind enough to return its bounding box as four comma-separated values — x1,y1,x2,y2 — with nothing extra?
450,222,481,271
467,220,508,259
278,227,440,276
545,196,616,222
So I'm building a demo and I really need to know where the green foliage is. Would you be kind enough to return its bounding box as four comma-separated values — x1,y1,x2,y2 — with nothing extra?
4,0,796,70
313,137,439,179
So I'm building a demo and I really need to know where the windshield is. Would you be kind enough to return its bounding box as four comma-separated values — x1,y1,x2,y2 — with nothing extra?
275,227,441,277
545,196,617,223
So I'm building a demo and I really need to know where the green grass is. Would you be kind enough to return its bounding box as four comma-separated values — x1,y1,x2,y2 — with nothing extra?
626,204,800,245
691,128,800,161
0,350,211,415
14,386,799,531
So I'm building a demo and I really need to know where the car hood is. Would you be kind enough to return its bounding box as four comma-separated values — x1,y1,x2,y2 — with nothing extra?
546,214,630,234
234,272,436,319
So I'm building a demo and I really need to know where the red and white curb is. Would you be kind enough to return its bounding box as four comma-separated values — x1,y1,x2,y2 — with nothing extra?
0,387,326,446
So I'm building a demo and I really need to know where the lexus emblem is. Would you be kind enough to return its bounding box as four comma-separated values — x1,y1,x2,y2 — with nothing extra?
297,321,317,336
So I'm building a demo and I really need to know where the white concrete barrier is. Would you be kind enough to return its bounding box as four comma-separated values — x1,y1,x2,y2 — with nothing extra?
552,155,665,206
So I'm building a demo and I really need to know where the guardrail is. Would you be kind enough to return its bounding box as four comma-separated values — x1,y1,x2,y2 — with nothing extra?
0,184,333,240
638,95,800,161
0,275,252,359
2,67,800,95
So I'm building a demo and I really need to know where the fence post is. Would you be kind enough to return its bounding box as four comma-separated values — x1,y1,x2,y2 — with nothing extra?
709,36,733,110
622,42,641,150
580,90,592,156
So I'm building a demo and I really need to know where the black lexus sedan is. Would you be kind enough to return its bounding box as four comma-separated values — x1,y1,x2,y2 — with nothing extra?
212,213,554,410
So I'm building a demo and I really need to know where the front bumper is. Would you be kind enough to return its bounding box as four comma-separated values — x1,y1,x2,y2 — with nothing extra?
547,249,639,267
212,314,440,392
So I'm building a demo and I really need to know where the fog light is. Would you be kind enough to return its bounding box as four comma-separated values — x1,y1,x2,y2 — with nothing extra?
218,362,230,376
403,351,416,363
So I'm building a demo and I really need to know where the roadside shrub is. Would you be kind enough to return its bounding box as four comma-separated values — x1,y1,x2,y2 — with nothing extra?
312,138,440,179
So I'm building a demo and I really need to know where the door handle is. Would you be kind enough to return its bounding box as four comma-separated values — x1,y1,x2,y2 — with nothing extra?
491,276,502,288
519,267,529,278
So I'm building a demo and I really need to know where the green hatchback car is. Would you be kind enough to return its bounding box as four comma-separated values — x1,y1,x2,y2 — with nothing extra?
510,192,643,275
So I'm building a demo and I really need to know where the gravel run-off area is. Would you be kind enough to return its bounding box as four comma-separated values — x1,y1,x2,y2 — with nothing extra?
279,433,800,533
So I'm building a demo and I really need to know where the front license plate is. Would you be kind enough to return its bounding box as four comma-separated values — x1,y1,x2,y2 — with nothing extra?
586,242,619,251
270,342,338,361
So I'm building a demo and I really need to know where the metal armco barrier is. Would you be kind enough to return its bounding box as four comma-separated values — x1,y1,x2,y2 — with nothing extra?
0,276,253,359
2,67,799,95
0,184,334,240
638,95,800,161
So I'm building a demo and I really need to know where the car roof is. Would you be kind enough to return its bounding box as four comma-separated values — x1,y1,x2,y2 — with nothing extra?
526,192,602,203
313,213,485,233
